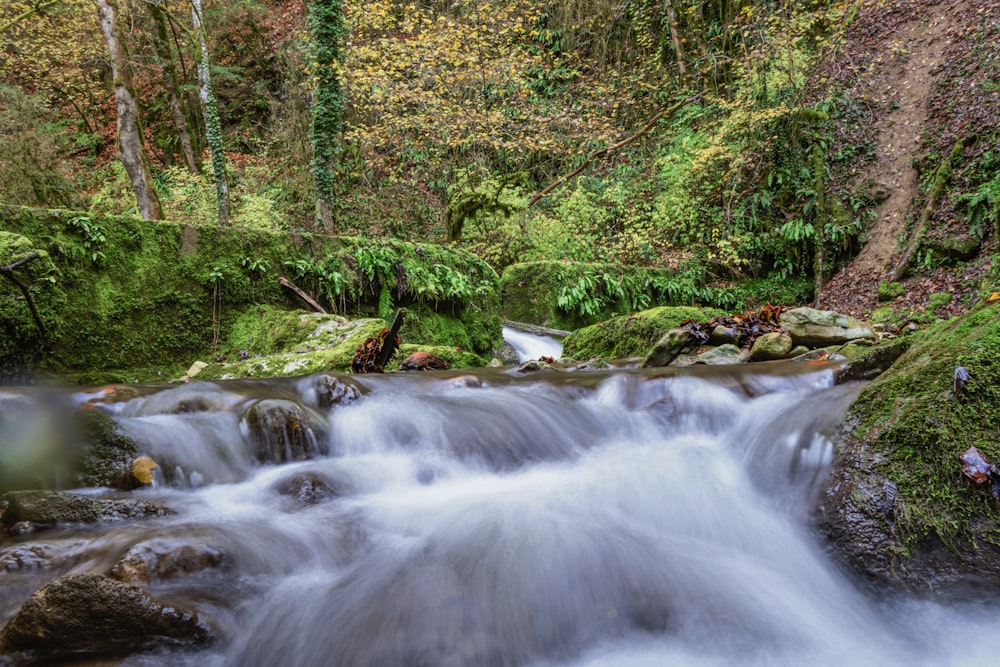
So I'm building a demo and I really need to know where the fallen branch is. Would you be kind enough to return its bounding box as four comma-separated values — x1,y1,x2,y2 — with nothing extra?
890,138,966,282
528,92,705,208
279,276,327,314
0,251,48,344
375,308,406,370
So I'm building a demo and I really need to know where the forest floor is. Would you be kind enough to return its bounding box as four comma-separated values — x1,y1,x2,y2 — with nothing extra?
819,0,994,319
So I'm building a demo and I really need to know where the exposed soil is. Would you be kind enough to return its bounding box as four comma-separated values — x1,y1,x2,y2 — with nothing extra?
819,0,997,318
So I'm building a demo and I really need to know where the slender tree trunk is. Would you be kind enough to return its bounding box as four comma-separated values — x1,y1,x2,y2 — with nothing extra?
191,0,230,226
308,0,346,233
150,0,199,174
811,143,826,307
97,0,162,220
665,1,686,78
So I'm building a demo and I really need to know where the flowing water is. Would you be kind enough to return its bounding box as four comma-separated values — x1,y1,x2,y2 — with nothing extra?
1,364,999,666
502,326,564,362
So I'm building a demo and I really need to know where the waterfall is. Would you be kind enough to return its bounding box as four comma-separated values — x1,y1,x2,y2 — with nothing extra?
503,325,564,362
1,365,998,666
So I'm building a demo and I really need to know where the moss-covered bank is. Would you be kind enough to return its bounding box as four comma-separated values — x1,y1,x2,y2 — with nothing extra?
500,261,813,330
818,301,1000,593
0,206,502,382
562,306,726,360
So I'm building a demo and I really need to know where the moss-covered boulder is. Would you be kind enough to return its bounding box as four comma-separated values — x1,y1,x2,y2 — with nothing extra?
564,306,725,361
817,302,1000,594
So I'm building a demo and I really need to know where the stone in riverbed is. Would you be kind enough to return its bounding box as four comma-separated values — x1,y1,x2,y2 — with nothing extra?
778,307,877,347
0,573,210,660
1,491,171,530
110,541,225,584
641,329,693,368
749,332,793,361
694,344,747,366
240,399,328,464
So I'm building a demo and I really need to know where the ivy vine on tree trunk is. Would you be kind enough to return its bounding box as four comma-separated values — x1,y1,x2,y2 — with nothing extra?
191,0,230,226
308,0,345,233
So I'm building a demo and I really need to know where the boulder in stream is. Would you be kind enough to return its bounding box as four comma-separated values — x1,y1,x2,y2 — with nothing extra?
241,399,328,464
2,491,171,531
817,302,1000,594
0,573,210,660
110,541,225,584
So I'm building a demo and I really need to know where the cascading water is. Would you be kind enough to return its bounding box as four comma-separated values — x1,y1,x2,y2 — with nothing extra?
502,326,564,362
2,364,999,666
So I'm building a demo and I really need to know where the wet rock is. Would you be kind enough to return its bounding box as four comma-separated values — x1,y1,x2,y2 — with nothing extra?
311,374,363,409
241,399,328,465
110,541,225,584
0,544,56,573
274,471,350,505
74,409,141,490
709,325,740,346
922,236,980,262
0,573,210,660
748,332,793,361
834,338,911,384
778,307,877,347
641,329,693,368
695,344,747,365
817,302,1000,594
399,351,451,371
575,357,609,371
497,343,520,366
1,491,172,530
516,359,552,373
446,374,484,389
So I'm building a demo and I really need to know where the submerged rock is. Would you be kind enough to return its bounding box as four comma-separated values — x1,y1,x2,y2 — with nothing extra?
0,573,209,660
1,491,171,530
309,374,363,409
110,541,225,584
274,471,350,505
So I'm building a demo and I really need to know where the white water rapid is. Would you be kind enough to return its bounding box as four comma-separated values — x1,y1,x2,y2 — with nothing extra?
2,364,999,666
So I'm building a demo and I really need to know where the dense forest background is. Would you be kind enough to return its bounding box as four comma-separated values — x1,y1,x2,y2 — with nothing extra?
2,0,998,315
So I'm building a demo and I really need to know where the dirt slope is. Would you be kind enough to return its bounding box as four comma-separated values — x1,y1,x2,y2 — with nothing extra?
819,0,997,317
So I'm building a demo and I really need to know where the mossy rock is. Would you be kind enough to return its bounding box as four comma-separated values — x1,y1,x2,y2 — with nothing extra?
877,281,905,303
563,306,726,361
199,317,387,379
817,301,1000,593
74,409,140,490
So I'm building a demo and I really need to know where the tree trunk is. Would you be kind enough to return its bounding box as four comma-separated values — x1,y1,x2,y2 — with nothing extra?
665,1,686,78
191,0,230,226
97,0,162,221
150,0,199,174
308,0,346,233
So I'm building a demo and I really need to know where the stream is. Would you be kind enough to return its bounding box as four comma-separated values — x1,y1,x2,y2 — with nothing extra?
2,363,999,666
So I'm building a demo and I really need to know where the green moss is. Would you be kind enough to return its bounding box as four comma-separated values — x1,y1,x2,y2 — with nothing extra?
846,301,1000,550
501,261,735,330
877,281,905,303
0,205,503,380
562,306,726,360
